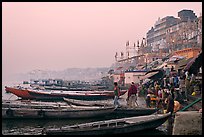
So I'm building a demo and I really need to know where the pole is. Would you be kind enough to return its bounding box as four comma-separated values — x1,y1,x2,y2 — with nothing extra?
179,98,202,111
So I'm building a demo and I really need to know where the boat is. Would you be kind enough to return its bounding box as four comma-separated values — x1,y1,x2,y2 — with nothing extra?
5,86,127,101
63,97,158,116
5,86,35,99
2,99,68,109
43,86,93,91
2,105,115,119
2,107,44,119
112,107,158,116
63,97,111,107
42,106,115,119
27,89,127,101
43,112,171,135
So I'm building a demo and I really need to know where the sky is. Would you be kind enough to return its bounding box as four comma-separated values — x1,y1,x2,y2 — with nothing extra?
2,2,202,81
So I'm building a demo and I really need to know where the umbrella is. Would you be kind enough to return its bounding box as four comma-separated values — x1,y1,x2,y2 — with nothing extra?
142,71,159,80
184,56,198,71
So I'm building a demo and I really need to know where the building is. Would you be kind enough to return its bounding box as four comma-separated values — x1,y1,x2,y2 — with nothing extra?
146,16,178,54
124,70,147,86
173,47,202,59
146,9,199,57
178,9,197,21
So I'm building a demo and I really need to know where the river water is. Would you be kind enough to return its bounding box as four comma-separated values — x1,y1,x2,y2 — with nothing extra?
2,81,168,135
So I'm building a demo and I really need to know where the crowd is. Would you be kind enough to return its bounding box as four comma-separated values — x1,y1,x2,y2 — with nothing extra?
138,65,202,113
111,65,202,136
112,65,201,113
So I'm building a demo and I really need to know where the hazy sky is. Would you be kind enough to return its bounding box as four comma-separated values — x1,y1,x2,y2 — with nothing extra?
2,2,202,80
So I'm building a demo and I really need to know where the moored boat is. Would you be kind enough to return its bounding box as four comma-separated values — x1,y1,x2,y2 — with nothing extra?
2,105,115,119
63,97,111,107
5,86,35,99
42,106,115,119
2,107,44,119
2,99,68,109
5,86,127,101
43,112,171,135
63,97,158,116
27,89,127,101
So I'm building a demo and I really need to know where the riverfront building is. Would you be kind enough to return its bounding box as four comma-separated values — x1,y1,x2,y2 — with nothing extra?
146,9,201,58
112,9,202,86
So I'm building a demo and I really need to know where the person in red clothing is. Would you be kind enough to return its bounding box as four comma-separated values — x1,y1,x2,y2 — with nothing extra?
127,82,138,108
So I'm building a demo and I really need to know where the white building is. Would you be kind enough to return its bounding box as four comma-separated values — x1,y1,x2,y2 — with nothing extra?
124,70,147,85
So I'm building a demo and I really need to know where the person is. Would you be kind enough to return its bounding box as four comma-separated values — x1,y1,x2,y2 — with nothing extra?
113,82,120,108
165,93,175,135
163,77,167,88
190,73,196,85
174,100,180,112
169,74,174,88
179,76,186,102
173,74,179,88
166,93,174,114
171,66,174,72
185,75,190,101
157,88,164,113
164,65,170,77
146,93,151,108
154,81,160,96
127,82,138,108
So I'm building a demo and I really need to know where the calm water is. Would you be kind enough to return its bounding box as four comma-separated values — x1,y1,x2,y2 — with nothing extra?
2,81,168,135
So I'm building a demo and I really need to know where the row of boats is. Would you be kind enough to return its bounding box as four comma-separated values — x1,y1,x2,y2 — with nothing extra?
3,85,171,135
2,98,158,119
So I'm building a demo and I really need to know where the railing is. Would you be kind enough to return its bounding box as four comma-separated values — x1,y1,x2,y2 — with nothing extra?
179,98,202,112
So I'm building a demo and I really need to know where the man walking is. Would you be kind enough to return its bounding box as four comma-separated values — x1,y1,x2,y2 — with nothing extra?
113,82,120,108
127,82,138,108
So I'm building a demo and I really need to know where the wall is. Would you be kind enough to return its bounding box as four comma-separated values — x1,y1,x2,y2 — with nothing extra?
173,111,202,135
124,71,146,85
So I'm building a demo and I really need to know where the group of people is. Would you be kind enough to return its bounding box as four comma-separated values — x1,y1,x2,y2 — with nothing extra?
139,66,201,113
112,65,201,113
113,81,138,108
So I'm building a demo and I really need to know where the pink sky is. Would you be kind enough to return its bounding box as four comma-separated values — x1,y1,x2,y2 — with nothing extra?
2,2,202,80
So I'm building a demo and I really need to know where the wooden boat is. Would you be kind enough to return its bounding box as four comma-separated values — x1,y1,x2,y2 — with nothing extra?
5,86,127,101
27,90,127,101
43,112,171,135
63,97,111,107
2,99,68,109
2,107,44,119
63,97,158,116
44,86,93,91
2,105,115,119
42,106,115,119
5,86,35,99
113,107,158,116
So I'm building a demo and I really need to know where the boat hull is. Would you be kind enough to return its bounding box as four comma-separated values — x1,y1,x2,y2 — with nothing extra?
5,86,35,99
42,107,115,118
28,90,127,101
2,105,115,119
5,86,127,101
2,108,43,119
113,107,158,116
44,113,171,135
63,98,158,116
